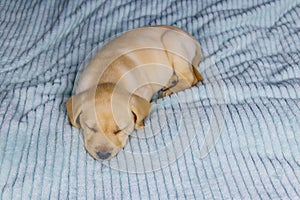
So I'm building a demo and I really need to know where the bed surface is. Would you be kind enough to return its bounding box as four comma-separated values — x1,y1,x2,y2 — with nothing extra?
0,0,300,199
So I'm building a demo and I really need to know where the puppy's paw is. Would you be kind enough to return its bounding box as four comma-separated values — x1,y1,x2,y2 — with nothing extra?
162,90,173,97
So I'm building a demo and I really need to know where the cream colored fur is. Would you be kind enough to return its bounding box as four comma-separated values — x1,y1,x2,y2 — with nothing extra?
66,25,203,160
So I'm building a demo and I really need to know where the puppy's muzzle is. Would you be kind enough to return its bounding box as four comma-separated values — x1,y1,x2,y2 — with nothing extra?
96,150,112,160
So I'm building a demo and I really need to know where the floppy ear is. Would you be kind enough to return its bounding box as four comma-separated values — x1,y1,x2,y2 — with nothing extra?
193,66,203,82
130,94,151,130
66,95,83,128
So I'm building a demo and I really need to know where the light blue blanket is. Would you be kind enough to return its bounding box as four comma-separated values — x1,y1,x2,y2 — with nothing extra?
0,0,299,199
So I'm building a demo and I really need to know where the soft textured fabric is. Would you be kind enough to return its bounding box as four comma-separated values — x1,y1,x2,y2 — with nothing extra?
0,0,299,199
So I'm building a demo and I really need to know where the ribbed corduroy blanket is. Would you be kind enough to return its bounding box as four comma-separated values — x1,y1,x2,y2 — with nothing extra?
0,0,299,199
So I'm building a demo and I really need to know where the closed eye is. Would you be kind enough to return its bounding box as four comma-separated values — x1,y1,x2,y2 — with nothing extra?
85,124,98,133
113,129,122,135
88,127,98,132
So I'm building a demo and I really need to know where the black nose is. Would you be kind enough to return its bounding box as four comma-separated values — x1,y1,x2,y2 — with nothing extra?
96,151,111,160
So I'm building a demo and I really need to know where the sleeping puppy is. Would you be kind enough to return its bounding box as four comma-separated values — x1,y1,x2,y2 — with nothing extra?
66,25,203,160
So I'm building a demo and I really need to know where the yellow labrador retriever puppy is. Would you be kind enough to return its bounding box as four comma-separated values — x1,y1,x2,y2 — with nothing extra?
66,25,203,160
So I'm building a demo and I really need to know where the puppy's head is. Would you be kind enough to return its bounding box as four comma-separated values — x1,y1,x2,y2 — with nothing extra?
66,83,151,160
